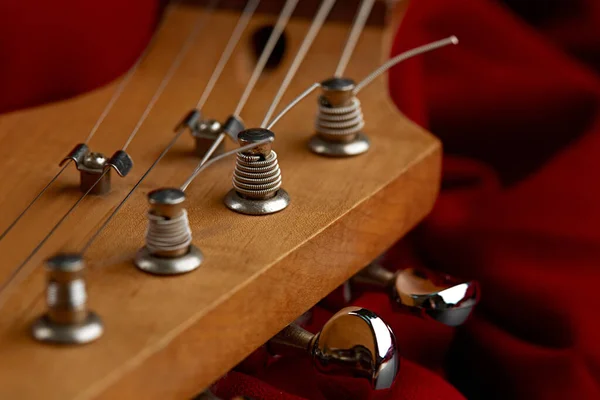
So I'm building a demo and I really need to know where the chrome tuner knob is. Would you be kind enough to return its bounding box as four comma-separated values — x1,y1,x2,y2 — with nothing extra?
224,128,290,215
31,253,103,345
308,77,370,157
134,188,203,275
354,264,479,327
268,307,399,399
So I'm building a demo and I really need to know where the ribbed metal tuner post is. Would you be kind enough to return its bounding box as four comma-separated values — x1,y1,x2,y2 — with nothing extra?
309,77,370,157
267,307,399,400
353,264,480,327
134,188,203,275
224,128,290,215
31,253,103,345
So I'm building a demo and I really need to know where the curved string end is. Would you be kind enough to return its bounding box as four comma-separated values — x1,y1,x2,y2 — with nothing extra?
450,35,459,45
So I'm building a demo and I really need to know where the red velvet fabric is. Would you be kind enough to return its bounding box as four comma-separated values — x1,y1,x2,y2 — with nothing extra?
2,0,600,399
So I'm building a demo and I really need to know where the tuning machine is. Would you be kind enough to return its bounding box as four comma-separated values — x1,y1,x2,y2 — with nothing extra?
308,77,369,157
31,253,103,345
267,307,399,399
134,188,203,275
224,128,290,215
352,264,479,327
177,109,245,157
60,144,133,195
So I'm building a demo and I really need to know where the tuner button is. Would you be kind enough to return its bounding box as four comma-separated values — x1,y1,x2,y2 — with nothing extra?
393,268,479,327
268,307,399,399
31,253,104,345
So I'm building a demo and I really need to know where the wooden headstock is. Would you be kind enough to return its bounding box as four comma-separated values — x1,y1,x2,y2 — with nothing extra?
0,2,440,398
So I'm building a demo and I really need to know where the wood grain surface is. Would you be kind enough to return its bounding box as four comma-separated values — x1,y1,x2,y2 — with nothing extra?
0,3,439,399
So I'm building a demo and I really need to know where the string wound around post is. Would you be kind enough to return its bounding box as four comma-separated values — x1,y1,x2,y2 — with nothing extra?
309,77,369,157
224,128,290,216
134,188,203,275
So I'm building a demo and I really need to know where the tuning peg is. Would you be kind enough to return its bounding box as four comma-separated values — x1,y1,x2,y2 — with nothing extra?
31,253,103,345
308,77,370,157
353,264,479,327
268,307,399,399
134,188,203,275
224,128,290,215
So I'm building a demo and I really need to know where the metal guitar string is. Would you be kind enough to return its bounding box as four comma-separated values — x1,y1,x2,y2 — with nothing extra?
268,36,459,130
234,0,299,118
334,0,375,77
354,35,458,93
182,83,320,192
196,0,260,110
0,42,150,243
198,0,299,173
260,0,336,128
180,139,273,191
81,0,275,253
0,2,221,308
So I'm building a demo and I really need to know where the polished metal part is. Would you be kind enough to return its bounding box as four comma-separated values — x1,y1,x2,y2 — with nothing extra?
59,144,112,195
78,152,111,195
268,307,399,399
222,114,245,141
177,108,203,132
224,128,290,215
224,189,290,216
194,119,224,157
105,150,134,177
354,264,479,327
59,143,89,167
309,77,369,157
134,188,203,275
31,253,104,345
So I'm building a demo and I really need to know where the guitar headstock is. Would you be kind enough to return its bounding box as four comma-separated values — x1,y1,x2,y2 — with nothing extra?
0,1,442,398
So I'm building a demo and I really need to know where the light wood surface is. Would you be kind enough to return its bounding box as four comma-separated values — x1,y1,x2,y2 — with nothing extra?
0,3,439,399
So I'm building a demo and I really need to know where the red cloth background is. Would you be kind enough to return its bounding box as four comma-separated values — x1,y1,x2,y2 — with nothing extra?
2,0,600,399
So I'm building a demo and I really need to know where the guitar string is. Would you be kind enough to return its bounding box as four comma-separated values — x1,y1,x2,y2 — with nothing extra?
354,35,458,93
0,38,152,243
0,1,221,308
80,0,270,253
260,0,336,128
194,0,300,175
334,0,375,77
183,0,333,191
266,36,459,129
196,0,261,110
180,138,274,192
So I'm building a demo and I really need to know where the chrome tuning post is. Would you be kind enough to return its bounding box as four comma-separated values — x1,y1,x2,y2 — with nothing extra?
224,128,290,215
60,144,133,195
31,253,103,345
178,109,245,157
134,188,203,275
308,77,369,157
353,264,479,327
268,307,399,399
